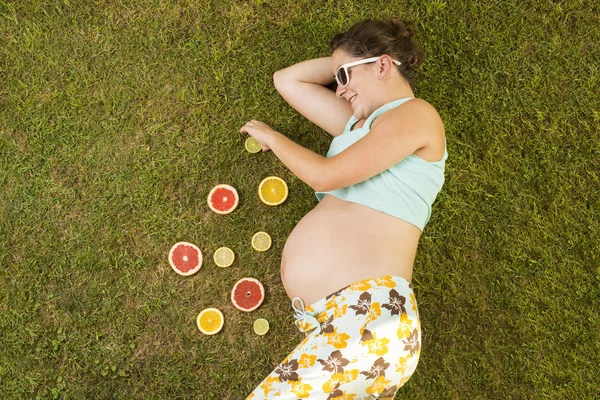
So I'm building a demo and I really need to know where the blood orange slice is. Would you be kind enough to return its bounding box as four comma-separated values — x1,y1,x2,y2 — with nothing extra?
207,184,239,214
168,242,203,276
231,277,265,312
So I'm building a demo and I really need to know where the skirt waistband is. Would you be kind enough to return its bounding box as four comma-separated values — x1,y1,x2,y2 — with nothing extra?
291,275,416,334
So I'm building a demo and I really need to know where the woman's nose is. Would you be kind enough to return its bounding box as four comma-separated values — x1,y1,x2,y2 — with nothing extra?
335,83,346,98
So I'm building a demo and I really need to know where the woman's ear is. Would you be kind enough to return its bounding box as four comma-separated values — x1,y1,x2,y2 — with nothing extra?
378,55,393,77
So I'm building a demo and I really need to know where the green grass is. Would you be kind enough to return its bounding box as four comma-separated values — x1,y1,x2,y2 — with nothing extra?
1,0,599,398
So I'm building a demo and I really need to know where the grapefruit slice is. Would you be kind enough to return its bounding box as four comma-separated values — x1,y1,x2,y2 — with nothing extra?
196,308,224,335
207,184,239,214
258,176,288,206
231,277,265,312
213,246,235,268
251,231,272,252
168,242,203,276
253,318,269,335
245,137,262,153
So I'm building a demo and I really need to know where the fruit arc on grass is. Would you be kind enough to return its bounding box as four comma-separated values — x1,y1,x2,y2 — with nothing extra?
168,242,203,276
231,277,265,312
207,184,239,214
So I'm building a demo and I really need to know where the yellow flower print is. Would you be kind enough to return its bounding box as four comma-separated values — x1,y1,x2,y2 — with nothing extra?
365,301,382,324
349,280,372,291
291,379,313,398
296,320,314,332
332,303,348,319
322,372,345,393
373,276,397,288
247,393,254,399
366,375,392,396
298,353,317,368
326,327,351,349
322,370,360,394
394,354,413,375
410,292,418,313
344,369,359,382
397,313,414,340
325,296,338,310
361,332,390,356
259,375,280,396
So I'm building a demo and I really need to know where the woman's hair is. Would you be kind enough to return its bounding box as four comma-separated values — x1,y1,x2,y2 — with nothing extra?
329,19,425,90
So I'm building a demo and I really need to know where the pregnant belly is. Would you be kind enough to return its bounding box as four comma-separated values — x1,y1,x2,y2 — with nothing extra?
280,195,420,305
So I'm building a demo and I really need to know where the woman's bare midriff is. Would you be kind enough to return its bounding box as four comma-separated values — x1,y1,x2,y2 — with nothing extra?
280,194,421,305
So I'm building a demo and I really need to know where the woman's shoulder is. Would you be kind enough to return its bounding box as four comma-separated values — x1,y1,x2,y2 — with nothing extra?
376,98,444,135
376,98,446,161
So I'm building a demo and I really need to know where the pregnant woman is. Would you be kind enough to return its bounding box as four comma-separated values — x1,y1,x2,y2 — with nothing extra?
240,18,447,399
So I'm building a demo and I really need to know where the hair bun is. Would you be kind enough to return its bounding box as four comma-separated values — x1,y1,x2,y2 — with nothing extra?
389,18,417,39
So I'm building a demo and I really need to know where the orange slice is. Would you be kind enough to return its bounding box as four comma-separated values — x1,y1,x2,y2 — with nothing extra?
258,176,288,206
196,308,224,335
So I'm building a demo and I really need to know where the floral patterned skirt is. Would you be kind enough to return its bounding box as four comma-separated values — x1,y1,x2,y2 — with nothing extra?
247,275,421,399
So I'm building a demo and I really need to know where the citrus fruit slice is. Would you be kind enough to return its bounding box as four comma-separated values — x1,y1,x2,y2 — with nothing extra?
258,176,288,206
231,277,265,312
213,246,235,268
245,137,262,153
253,318,269,335
196,308,224,335
251,231,272,252
207,184,239,215
168,242,203,276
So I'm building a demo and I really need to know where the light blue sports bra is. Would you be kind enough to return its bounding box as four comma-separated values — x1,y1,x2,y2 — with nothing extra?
315,98,447,231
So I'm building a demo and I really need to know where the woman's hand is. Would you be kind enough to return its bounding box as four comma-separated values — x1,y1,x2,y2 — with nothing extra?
239,120,279,152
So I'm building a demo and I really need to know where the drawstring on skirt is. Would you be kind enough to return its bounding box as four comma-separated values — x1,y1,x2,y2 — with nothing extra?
291,297,321,334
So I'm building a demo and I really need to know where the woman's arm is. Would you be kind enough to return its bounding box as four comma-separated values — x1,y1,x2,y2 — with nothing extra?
273,57,353,137
240,99,442,192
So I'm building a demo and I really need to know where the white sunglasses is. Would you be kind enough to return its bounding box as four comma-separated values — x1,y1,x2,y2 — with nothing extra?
335,56,402,87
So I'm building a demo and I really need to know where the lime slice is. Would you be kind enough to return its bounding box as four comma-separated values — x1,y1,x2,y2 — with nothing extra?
251,232,272,252
213,247,235,268
245,137,262,153
253,318,269,335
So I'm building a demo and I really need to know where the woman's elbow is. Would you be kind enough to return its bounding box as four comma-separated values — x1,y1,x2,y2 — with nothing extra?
273,69,288,93
311,175,334,193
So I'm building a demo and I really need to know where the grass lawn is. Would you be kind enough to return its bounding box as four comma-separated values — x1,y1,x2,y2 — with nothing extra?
1,0,599,398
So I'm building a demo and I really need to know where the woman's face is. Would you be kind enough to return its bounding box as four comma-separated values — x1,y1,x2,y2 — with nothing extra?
332,49,380,120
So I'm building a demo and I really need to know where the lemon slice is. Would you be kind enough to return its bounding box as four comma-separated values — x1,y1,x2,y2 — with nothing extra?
253,318,269,335
251,231,272,252
245,137,262,153
258,176,288,206
213,247,235,268
196,308,224,335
